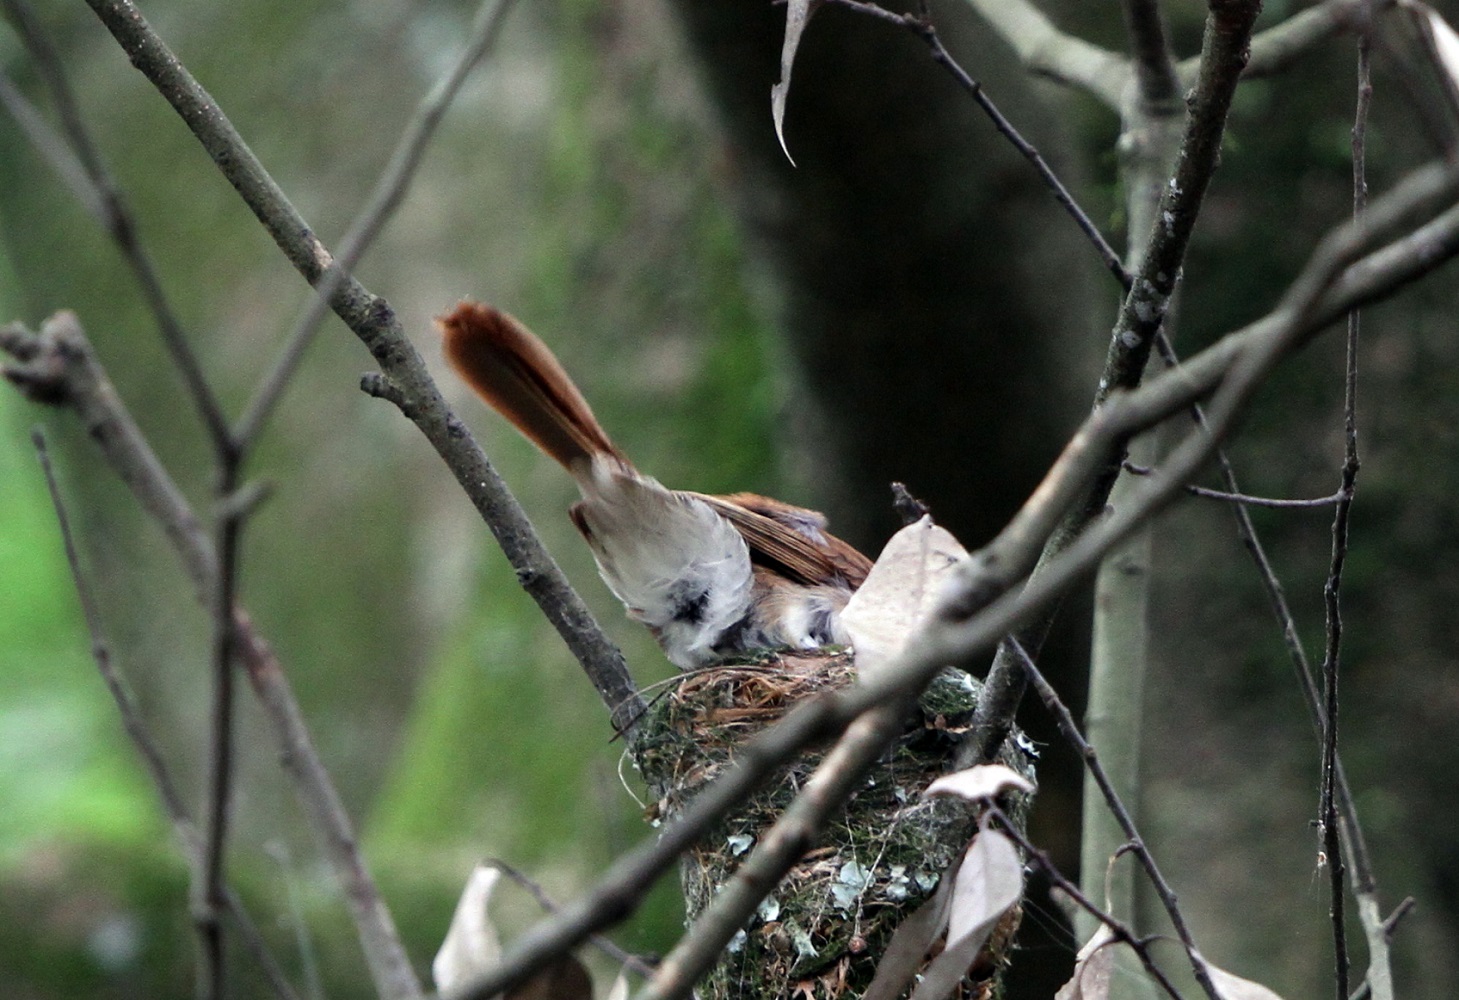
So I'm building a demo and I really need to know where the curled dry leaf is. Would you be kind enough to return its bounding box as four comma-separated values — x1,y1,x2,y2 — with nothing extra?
434,863,505,994
842,516,970,684
907,829,1024,1000
924,764,1036,803
771,0,823,165
1054,926,1120,1000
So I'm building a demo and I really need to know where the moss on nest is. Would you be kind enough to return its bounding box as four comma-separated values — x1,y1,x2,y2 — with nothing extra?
632,649,1035,1000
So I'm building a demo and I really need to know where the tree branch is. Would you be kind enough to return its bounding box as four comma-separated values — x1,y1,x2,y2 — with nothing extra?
30,427,302,1000
232,0,516,451
437,160,1459,999
81,0,645,732
964,0,1266,769
0,0,232,452
1,313,424,1000
960,0,1131,108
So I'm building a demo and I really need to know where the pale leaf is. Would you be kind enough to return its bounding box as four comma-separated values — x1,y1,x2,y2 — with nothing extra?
433,864,504,994
924,764,1036,802
907,830,1023,1000
771,0,822,166
605,968,631,1000
1054,926,1118,1000
1409,1,1459,93
862,854,962,1000
842,516,969,683
1199,956,1288,1000
504,953,594,1000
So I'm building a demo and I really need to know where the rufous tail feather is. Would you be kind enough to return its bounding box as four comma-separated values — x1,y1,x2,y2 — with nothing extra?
438,301,625,469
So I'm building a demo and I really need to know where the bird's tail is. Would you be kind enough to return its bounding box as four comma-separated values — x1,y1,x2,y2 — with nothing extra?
438,301,626,470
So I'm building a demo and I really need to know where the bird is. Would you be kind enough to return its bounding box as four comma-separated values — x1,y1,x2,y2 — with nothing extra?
438,301,873,670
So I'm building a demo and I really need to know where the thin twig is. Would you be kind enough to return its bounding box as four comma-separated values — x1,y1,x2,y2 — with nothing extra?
0,0,233,453
988,806,1188,1000
3,313,425,1000
1006,637,1220,1000
1321,18,1375,999
1122,460,1346,507
232,0,516,451
826,0,1132,290
29,427,302,1000
197,448,245,1000
487,859,657,977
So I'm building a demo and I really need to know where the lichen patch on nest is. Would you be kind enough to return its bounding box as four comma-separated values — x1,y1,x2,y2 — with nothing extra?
631,649,1033,1000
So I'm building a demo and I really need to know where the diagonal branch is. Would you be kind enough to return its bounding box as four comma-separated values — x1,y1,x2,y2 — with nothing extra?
81,0,645,732
232,0,516,451
2,312,424,1000
0,0,232,452
960,0,1131,108
438,163,1459,1000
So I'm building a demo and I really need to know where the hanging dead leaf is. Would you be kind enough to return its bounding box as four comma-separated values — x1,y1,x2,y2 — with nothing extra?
771,0,825,166
862,853,963,1000
842,516,969,683
433,864,505,994
907,829,1024,1000
924,764,1036,803
1198,956,1288,1000
504,953,594,1000
1401,0,1459,115
605,966,631,1000
1054,925,1120,1000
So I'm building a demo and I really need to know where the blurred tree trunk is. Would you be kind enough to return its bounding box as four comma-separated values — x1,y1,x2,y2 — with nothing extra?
666,0,1102,552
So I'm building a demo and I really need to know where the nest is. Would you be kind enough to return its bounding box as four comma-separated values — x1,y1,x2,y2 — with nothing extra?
632,649,1035,1000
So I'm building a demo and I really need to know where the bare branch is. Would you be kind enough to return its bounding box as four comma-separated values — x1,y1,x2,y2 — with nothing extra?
1122,0,1180,107
1007,638,1220,1000
989,806,1189,1000
961,0,1132,108
30,427,302,1000
232,0,516,451
2,313,424,1000
80,0,644,731
0,0,233,453
439,161,1459,1000
965,0,1266,769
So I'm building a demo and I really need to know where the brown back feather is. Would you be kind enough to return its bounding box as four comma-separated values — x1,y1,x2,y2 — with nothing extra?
697,492,872,589
438,301,625,469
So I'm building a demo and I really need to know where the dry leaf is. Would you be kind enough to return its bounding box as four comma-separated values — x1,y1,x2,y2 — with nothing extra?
1054,926,1119,1000
862,854,962,1000
1199,956,1288,1000
924,764,1036,802
605,967,631,1000
504,953,594,1000
771,0,822,165
907,829,1024,1000
433,864,505,994
1403,0,1459,105
842,516,969,683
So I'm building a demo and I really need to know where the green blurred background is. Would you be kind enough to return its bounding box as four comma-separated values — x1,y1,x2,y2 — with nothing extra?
4,0,1459,998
